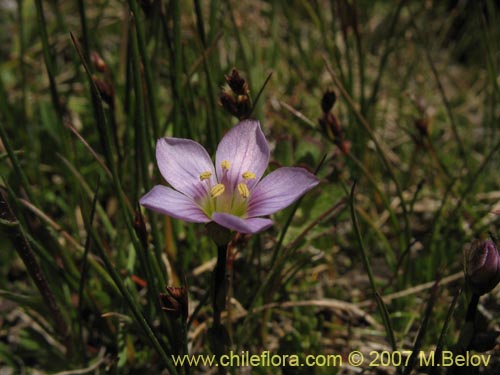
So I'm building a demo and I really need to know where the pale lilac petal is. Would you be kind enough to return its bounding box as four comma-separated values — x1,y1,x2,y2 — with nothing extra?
140,185,210,223
212,213,273,234
215,120,269,191
247,167,319,217
156,138,216,200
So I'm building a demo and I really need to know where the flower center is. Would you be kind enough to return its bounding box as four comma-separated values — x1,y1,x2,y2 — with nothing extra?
197,161,255,218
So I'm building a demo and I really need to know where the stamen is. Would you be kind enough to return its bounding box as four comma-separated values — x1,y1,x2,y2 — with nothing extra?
242,171,256,180
221,160,231,171
237,183,250,199
210,184,225,198
199,171,212,181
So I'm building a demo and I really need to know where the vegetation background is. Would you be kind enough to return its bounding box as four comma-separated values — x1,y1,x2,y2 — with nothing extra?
1,0,500,374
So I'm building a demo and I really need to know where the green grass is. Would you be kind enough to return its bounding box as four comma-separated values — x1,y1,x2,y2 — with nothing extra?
1,0,500,374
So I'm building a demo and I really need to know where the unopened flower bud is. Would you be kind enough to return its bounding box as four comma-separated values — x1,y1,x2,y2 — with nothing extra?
464,239,500,295
91,52,108,74
318,111,349,154
93,76,115,109
159,285,188,321
321,90,337,114
225,69,248,96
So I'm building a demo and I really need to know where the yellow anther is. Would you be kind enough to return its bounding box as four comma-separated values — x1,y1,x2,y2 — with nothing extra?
199,171,212,181
237,183,250,199
210,184,225,198
242,171,256,180
221,160,231,171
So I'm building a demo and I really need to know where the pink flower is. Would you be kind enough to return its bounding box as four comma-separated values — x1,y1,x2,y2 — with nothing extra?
140,120,319,234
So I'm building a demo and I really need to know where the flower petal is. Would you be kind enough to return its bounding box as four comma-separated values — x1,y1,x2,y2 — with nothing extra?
140,185,210,223
156,137,216,200
212,212,273,234
215,120,269,191
247,167,319,217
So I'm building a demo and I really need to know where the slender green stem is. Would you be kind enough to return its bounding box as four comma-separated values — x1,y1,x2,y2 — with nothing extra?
77,177,100,364
77,0,90,61
408,10,467,167
326,60,411,246
194,0,219,150
350,183,397,352
127,0,159,139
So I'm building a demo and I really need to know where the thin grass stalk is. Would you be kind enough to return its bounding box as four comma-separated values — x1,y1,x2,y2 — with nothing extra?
403,282,439,375
429,289,461,375
77,0,90,61
351,0,365,114
479,10,500,143
447,138,500,227
248,72,273,119
127,0,160,140
34,0,70,154
350,183,397,352
207,0,220,43
338,0,354,100
171,0,185,138
194,0,219,151
346,151,402,242
425,178,456,254
57,154,116,238
130,18,167,288
327,0,346,84
76,177,100,364
367,0,406,114
326,60,411,246
0,77,15,127
408,13,467,167
71,34,169,330
17,0,27,125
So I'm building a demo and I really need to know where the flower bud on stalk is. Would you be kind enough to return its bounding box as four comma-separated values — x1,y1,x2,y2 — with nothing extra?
464,239,500,295
159,286,188,321
219,69,252,120
318,90,350,154
91,51,108,74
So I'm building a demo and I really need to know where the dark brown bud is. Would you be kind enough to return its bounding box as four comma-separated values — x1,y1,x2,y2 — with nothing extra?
219,91,238,116
219,89,251,120
93,76,115,109
318,111,349,154
464,239,500,295
159,285,188,321
91,52,108,74
225,69,248,96
321,90,337,113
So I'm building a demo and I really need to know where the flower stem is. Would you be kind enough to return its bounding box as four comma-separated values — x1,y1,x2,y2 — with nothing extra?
213,244,228,326
447,293,480,375
210,244,231,374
